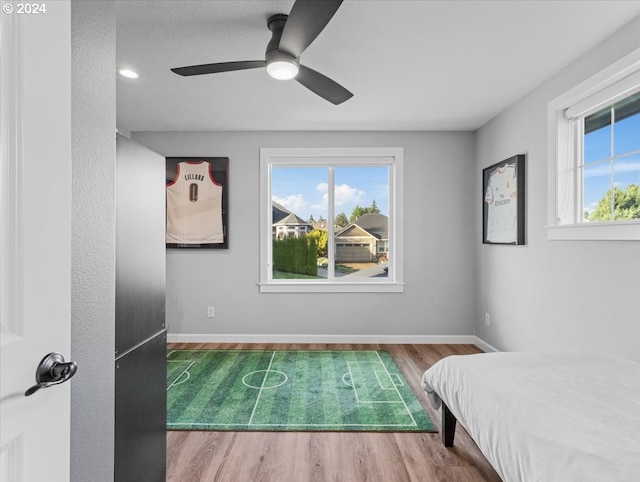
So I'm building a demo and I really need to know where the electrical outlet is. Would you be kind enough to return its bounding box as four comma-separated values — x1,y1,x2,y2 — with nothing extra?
207,306,215,318
484,313,491,326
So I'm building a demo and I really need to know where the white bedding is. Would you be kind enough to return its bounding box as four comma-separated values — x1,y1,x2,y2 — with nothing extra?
421,352,640,482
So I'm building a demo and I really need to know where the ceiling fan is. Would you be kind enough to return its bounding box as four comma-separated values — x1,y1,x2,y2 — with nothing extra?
170,0,353,105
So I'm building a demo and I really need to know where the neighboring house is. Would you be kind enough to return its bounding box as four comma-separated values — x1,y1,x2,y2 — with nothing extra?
335,213,388,262
272,202,313,239
309,220,343,232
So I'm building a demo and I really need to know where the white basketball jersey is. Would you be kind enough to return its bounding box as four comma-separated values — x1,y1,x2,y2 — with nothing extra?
166,161,223,244
484,163,517,243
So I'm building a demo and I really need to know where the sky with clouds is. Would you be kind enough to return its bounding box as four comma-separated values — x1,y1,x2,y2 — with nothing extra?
272,166,389,220
583,112,640,211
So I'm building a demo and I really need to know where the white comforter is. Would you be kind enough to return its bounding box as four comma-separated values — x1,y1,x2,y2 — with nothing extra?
421,352,640,482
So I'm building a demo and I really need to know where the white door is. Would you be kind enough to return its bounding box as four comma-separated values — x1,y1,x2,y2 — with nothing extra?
1,2,73,481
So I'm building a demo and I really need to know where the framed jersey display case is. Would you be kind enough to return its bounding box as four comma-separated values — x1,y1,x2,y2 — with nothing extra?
166,157,228,249
482,154,525,245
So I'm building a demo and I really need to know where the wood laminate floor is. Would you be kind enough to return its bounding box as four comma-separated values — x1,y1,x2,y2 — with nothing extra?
166,343,501,482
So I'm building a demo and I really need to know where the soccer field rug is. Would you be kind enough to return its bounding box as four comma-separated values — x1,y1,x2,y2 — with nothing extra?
167,349,436,432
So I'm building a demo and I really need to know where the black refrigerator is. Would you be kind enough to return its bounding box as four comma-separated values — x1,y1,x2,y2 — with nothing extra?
114,134,166,481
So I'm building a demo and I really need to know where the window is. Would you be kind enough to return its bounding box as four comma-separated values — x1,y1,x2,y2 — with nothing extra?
259,148,404,293
548,48,640,240
582,91,640,222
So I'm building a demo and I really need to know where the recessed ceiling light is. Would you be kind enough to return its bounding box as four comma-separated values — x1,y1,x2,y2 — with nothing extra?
119,69,139,79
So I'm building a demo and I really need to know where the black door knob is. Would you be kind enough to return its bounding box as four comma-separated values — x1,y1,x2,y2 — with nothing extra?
25,352,78,397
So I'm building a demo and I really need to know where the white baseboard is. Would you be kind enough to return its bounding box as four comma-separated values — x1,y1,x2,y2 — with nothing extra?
473,336,499,353
166,333,499,352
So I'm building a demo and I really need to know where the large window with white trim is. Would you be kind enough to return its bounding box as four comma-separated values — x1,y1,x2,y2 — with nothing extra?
548,48,640,240
259,148,404,293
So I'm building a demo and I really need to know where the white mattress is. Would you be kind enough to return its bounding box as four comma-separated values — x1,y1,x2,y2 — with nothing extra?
421,352,640,482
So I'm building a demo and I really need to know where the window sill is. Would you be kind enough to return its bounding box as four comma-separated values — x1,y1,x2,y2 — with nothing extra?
546,221,640,241
259,282,405,293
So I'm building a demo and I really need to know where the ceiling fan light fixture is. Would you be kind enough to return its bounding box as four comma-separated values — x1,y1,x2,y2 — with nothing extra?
170,2,352,103
266,59,299,80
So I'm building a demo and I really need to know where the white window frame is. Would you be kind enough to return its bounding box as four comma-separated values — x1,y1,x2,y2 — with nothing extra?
259,147,404,293
547,47,640,241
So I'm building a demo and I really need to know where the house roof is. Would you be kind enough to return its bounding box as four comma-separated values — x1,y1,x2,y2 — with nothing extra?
272,201,291,224
273,213,311,227
337,213,388,240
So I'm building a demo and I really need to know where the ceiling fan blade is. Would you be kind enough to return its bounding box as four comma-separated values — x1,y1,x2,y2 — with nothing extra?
279,0,343,58
296,65,352,105
171,60,266,76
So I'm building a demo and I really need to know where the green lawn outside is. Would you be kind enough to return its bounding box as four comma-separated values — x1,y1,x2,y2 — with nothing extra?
273,271,323,279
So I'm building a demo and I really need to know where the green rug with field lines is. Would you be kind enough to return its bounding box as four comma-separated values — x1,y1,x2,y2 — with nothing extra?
167,349,435,432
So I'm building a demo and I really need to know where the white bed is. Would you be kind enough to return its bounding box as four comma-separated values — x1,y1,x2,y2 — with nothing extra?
421,352,640,481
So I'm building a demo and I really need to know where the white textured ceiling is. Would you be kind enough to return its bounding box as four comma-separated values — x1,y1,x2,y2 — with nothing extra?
116,0,640,132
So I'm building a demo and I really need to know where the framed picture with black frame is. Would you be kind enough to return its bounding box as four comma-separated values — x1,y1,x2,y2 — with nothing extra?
165,157,228,249
482,154,525,245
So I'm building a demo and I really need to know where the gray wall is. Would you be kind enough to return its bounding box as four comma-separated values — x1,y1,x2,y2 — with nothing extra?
476,17,640,362
71,0,116,480
133,131,476,340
